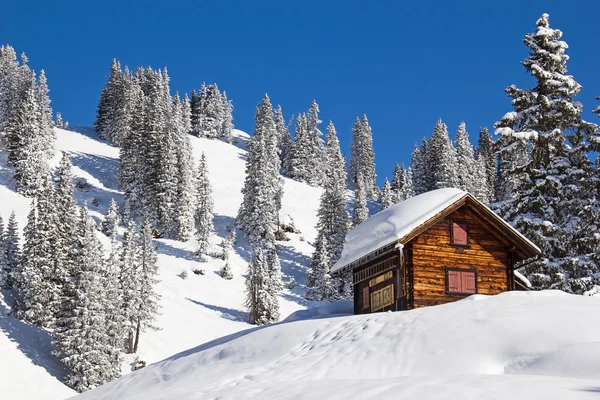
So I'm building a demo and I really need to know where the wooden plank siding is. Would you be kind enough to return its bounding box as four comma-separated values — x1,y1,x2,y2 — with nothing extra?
410,205,510,308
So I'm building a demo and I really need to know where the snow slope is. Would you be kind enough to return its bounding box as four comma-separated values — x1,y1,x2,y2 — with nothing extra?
0,127,323,399
75,291,600,400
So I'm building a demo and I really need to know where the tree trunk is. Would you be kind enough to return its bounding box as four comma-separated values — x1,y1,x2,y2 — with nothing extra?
133,319,141,353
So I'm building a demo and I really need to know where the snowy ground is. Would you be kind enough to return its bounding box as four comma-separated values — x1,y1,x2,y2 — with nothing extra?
0,127,323,399
75,291,600,400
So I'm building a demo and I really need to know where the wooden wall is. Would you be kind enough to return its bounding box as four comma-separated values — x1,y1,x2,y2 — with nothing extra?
410,205,510,308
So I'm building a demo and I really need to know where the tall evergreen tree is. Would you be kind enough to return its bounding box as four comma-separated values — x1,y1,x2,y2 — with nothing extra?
493,13,600,293
390,163,405,203
0,215,6,288
274,105,292,164
36,70,55,159
349,115,376,196
132,219,161,353
352,173,369,227
53,203,119,392
455,122,476,193
477,127,496,202
306,232,334,301
245,248,279,325
119,220,140,354
410,142,429,195
4,211,20,289
219,90,234,143
379,179,394,210
101,198,121,238
4,72,48,196
195,153,214,262
427,119,459,190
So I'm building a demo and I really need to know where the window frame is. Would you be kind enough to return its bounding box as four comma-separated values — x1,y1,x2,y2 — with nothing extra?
450,220,470,247
362,286,370,310
444,267,478,295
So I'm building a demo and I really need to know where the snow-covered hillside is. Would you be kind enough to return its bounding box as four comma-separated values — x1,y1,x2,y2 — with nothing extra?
0,126,323,399
76,291,600,400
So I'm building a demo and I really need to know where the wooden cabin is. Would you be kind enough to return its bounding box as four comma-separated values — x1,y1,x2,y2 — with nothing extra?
331,188,540,314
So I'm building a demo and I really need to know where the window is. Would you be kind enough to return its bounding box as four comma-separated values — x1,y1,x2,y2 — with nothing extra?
362,287,370,309
451,221,468,246
446,269,476,295
371,284,394,311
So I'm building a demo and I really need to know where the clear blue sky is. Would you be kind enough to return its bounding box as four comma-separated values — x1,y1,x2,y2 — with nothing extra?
2,0,599,184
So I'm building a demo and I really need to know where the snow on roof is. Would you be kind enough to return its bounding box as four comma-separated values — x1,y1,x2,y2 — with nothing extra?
332,188,540,273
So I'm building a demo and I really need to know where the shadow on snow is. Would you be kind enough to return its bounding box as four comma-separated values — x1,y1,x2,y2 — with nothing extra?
186,298,248,323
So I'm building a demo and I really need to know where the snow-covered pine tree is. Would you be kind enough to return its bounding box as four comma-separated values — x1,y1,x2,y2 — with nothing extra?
119,220,140,354
493,13,600,293
410,142,428,195
0,215,6,288
18,173,61,327
477,127,496,202
172,93,196,240
36,70,55,159
454,122,476,193
379,179,394,210
132,219,161,353
4,71,48,196
4,211,20,290
0,45,23,131
306,232,334,301
53,203,119,392
321,122,351,299
352,173,369,227
119,72,145,220
237,94,282,249
181,93,192,134
103,231,126,363
472,155,490,203
245,248,279,325
349,115,376,196
12,203,34,312
219,90,234,143
495,135,529,201
402,167,414,200
195,153,214,262
53,154,78,316
284,101,326,186
427,119,459,190
55,112,64,128
220,230,235,280
390,163,406,203
95,59,129,146
274,105,292,164
101,198,121,237
190,89,200,135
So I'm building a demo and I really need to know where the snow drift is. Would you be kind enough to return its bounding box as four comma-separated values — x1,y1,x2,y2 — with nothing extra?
76,291,600,400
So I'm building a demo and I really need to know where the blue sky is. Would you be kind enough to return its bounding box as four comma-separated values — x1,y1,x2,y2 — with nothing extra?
2,0,599,184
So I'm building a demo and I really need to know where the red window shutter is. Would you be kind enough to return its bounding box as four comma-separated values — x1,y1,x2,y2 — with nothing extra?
447,270,461,293
362,287,370,309
452,222,468,245
461,271,476,294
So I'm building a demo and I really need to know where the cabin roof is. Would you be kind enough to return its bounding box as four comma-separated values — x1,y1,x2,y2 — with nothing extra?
331,188,541,273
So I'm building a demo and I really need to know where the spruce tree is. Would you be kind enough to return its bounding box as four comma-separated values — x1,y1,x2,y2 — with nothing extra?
390,163,406,203
119,220,140,353
245,248,279,325
132,219,161,353
274,105,292,164
455,122,476,193
352,173,369,226
36,70,55,159
379,179,394,210
349,115,376,196
101,198,121,237
237,95,282,249
306,232,334,301
53,203,119,392
493,13,600,292
219,90,234,143
195,153,214,262
4,72,48,196
428,119,459,190
477,127,496,202
410,142,428,195
0,215,6,288
402,167,414,200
